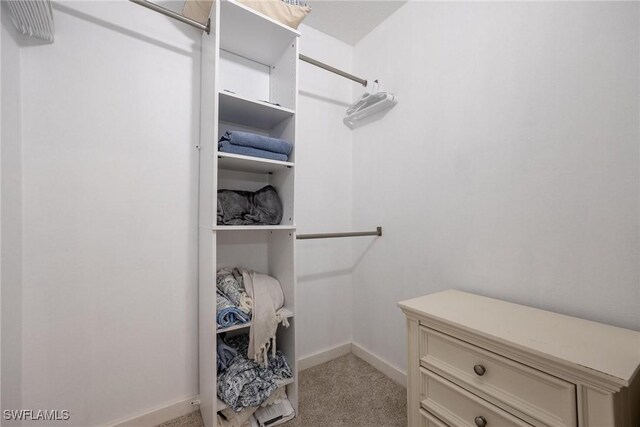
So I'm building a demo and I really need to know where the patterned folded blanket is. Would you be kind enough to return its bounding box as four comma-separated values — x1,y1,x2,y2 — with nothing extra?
216,290,251,329
217,335,292,412
216,268,252,314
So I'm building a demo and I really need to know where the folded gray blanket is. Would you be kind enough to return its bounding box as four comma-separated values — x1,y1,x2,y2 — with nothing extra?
217,185,283,226
220,131,293,156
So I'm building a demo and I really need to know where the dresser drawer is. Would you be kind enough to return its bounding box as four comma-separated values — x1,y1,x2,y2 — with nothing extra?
419,409,448,427
419,326,576,426
420,367,532,427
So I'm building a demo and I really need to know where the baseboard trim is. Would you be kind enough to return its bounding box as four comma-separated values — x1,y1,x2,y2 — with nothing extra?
297,342,406,388
298,342,352,371
351,342,407,387
108,396,199,427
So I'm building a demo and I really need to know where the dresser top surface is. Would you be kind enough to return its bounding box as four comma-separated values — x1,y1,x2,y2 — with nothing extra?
398,290,640,384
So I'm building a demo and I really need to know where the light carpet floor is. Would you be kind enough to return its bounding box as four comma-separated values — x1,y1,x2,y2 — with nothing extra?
158,353,406,427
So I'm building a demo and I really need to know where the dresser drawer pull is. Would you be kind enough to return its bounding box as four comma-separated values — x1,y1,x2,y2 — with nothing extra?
473,364,486,376
474,416,487,427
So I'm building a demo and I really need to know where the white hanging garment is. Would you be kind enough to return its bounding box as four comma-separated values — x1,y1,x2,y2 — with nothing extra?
6,0,55,42
344,80,397,128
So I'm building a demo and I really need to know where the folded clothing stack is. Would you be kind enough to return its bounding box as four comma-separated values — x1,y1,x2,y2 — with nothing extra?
219,131,293,162
217,290,250,329
216,268,252,329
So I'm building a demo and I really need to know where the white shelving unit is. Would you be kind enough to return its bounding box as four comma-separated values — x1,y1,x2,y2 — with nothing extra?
199,2,299,426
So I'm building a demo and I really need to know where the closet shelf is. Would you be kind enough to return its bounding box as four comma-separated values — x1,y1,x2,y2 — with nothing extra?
216,308,293,334
220,0,299,66
219,92,294,130
217,378,295,411
218,152,294,174
213,225,296,231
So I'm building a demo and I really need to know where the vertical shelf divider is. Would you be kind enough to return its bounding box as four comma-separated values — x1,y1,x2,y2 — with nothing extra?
198,1,221,426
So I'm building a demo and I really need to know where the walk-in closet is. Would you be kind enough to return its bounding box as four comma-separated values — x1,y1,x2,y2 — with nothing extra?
1,1,639,427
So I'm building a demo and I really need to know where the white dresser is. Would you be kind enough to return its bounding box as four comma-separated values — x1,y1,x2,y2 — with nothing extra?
398,290,640,427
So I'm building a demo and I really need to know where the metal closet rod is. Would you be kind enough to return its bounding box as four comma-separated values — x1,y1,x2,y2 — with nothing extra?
129,0,368,87
297,227,382,240
299,54,367,87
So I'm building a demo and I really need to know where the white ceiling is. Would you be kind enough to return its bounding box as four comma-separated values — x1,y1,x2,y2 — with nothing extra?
303,1,406,45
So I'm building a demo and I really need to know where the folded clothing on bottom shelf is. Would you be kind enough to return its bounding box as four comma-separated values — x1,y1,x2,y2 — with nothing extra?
217,388,288,427
254,398,295,427
217,413,259,427
217,334,293,412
